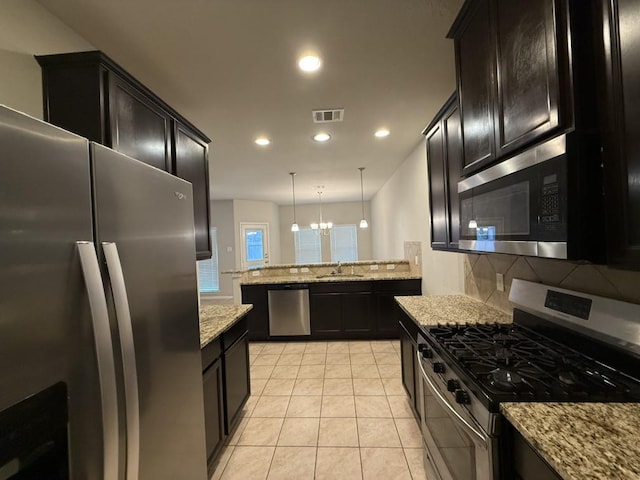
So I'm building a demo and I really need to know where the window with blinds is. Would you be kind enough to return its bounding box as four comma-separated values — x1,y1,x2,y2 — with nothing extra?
330,225,358,262
294,227,322,264
198,228,219,292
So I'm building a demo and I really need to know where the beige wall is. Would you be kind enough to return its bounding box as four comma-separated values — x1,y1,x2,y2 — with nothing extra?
279,202,373,264
371,139,464,295
233,199,281,267
210,200,235,297
0,0,94,118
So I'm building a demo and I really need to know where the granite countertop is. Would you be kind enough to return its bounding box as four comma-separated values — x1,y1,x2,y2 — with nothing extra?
199,304,253,348
501,403,640,480
241,271,421,285
395,294,511,327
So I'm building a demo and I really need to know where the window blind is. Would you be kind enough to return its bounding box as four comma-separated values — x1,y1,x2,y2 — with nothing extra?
198,227,219,292
294,227,322,264
330,225,358,262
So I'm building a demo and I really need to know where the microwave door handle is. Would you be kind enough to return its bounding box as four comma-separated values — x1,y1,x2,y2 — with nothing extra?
416,351,488,446
102,242,140,480
77,241,119,480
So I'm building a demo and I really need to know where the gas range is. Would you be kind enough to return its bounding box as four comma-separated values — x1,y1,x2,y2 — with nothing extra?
416,279,640,480
424,321,640,411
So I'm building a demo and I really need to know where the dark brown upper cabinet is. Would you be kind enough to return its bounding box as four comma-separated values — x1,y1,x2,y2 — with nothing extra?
36,51,213,260
173,123,212,259
108,75,171,172
449,0,567,176
596,0,640,269
423,94,462,251
455,0,496,176
493,0,561,156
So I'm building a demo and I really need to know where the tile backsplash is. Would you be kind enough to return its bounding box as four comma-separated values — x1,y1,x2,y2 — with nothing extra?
404,241,422,275
464,254,640,313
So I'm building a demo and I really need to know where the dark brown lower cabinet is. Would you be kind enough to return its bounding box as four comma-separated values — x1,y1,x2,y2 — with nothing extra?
202,358,224,476
244,279,421,340
202,316,250,473
241,285,269,341
222,331,250,434
310,293,342,336
376,279,422,336
343,292,374,333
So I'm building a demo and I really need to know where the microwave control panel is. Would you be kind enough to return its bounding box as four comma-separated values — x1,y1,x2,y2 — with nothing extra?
540,173,561,228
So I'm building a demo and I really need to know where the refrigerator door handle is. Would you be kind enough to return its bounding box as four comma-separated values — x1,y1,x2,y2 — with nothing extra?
102,242,140,480
77,241,119,480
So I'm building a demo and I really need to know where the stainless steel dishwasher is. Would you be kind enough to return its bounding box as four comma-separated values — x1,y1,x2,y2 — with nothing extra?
267,284,310,336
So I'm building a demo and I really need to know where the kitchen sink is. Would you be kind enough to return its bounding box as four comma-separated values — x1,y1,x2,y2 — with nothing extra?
315,273,364,279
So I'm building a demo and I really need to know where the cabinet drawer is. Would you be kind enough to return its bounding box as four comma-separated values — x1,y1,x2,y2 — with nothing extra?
374,279,421,292
201,337,222,371
222,316,248,351
310,281,374,294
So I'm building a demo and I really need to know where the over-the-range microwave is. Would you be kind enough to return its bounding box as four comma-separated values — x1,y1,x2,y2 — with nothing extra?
457,134,604,261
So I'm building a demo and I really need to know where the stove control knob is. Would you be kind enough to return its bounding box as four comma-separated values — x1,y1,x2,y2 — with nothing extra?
455,389,470,404
447,379,460,392
419,345,433,358
433,362,445,373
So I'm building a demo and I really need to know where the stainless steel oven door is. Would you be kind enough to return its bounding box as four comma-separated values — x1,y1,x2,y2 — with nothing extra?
417,353,494,480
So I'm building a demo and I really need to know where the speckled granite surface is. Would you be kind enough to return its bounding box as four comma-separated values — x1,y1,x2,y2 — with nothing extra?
199,304,253,348
501,402,640,480
395,295,511,327
241,271,422,285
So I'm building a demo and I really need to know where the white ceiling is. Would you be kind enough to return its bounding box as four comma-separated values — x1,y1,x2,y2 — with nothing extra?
37,0,463,205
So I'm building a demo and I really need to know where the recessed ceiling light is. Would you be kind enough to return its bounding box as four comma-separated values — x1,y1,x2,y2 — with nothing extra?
313,132,331,142
298,55,322,72
374,128,390,138
255,137,270,146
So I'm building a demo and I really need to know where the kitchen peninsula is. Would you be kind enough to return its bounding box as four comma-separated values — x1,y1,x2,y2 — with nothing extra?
240,260,422,341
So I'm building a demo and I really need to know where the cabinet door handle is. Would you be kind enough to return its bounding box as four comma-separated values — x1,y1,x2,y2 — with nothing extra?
102,242,140,480
77,241,119,480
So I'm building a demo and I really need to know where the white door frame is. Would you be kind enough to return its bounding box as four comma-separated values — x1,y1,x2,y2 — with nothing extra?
240,222,270,270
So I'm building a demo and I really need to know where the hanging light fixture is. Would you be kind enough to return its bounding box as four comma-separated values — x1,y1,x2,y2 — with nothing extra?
358,167,368,229
311,190,332,233
289,172,299,232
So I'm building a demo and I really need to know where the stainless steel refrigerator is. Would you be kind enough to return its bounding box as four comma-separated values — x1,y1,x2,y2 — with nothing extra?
0,105,207,480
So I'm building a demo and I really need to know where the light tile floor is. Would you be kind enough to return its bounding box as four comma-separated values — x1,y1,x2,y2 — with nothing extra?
210,340,429,480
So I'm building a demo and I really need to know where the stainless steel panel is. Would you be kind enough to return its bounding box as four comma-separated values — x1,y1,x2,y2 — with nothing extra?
417,352,488,446
78,242,119,480
91,143,207,480
458,134,566,193
537,242,568,259
459,240,539,256
510,279,640,356
458,240,568,259
102,242,140,480
0,105,107,479
268,289,311,336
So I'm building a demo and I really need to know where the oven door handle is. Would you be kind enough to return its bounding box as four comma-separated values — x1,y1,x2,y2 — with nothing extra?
417,351,489,447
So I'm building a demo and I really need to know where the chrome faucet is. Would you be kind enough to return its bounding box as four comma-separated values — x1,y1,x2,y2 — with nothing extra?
336,261,342,273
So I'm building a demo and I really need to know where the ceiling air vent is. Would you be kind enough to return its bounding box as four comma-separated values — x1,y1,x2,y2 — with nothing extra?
312,109,344,123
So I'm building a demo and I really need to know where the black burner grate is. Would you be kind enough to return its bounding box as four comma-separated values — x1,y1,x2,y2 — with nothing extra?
427,323,640,403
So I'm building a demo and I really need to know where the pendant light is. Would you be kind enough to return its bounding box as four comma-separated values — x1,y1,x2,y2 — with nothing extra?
358,167,368,229
289,172,299,232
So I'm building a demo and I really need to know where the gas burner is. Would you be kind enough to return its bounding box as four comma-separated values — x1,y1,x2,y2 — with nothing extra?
492,332,519,344
488,368,527,392
495,348,515,365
